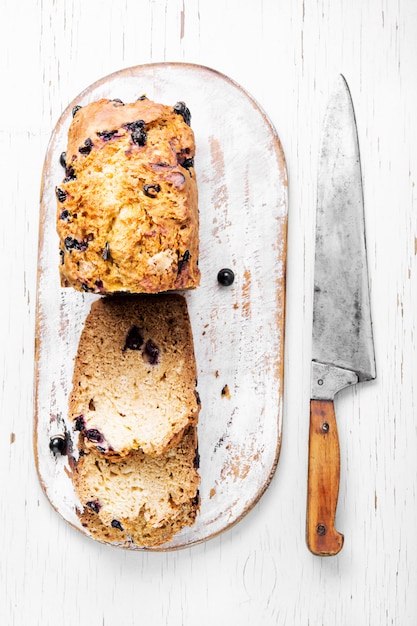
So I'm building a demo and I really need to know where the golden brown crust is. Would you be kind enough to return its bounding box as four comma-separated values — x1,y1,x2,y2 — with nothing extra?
57,97,200,294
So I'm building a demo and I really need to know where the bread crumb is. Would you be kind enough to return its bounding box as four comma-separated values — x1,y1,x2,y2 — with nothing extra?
221,384,231,399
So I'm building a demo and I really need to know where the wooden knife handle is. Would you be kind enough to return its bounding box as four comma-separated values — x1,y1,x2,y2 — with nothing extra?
306,399,344,556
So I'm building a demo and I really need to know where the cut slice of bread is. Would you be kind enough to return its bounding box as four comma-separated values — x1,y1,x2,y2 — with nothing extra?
74,426,200,548
68,294,200,457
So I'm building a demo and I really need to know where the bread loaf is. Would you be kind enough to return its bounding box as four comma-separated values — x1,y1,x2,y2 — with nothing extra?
56,97,200,294
68,294,200,457
74,426,200,548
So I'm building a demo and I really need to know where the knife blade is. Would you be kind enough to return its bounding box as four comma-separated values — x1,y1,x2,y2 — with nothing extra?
306,75,376,556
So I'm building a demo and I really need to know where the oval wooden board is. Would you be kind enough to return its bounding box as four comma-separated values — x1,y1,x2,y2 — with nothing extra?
34,62,288,551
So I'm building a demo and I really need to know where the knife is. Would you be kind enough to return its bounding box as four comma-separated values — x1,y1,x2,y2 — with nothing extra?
306,75,376,556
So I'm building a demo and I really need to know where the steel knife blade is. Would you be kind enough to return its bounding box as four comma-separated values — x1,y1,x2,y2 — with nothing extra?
306,75,376,556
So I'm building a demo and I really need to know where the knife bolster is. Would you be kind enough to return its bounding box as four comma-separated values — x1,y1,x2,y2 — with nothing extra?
311,362,358,400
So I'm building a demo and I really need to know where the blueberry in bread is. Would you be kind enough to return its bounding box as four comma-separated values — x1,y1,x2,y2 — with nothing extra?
74,426,200,548
56,97,200,294
68,294,200,457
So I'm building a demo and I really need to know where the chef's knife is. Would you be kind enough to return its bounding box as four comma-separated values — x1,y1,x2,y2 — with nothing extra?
306,75,376,556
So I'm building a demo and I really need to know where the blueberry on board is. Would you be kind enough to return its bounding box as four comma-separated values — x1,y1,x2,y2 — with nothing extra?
173,101,191,126
49,434,67,455
111,520,124,531
112,98,124,105
72,105,82,117
60,151,67,168
217,268,235,286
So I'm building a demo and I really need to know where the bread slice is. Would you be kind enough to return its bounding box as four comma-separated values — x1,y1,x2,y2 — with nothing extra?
68,294,200,457
74,426,200,548
56,97,200,294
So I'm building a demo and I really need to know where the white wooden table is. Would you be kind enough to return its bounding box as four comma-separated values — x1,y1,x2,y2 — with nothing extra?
1,1,416,624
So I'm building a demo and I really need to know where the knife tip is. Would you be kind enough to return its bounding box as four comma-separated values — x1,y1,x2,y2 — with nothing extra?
337,73,348,89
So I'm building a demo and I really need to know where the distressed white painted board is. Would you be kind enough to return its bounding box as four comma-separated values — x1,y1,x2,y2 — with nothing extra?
34,63,288,550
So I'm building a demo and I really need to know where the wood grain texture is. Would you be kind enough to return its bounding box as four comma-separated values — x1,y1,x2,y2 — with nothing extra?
1,0,417,624
306,399,344,556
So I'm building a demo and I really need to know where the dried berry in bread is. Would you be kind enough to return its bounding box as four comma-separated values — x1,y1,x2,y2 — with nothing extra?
56,97,200,294
68,294,200,457
74,427,200,548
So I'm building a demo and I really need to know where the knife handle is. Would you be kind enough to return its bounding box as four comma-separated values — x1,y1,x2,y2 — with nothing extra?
306,399,344,556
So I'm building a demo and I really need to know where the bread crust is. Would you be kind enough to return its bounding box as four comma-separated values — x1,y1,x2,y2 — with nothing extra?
56,97,200,294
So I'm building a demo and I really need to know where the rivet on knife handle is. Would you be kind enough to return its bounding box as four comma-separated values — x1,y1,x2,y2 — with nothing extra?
306,399,344,556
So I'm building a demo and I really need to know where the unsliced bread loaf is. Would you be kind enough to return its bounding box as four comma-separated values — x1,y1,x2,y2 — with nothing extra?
68,294,200,457
56,96,200,294
74,426,200,548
